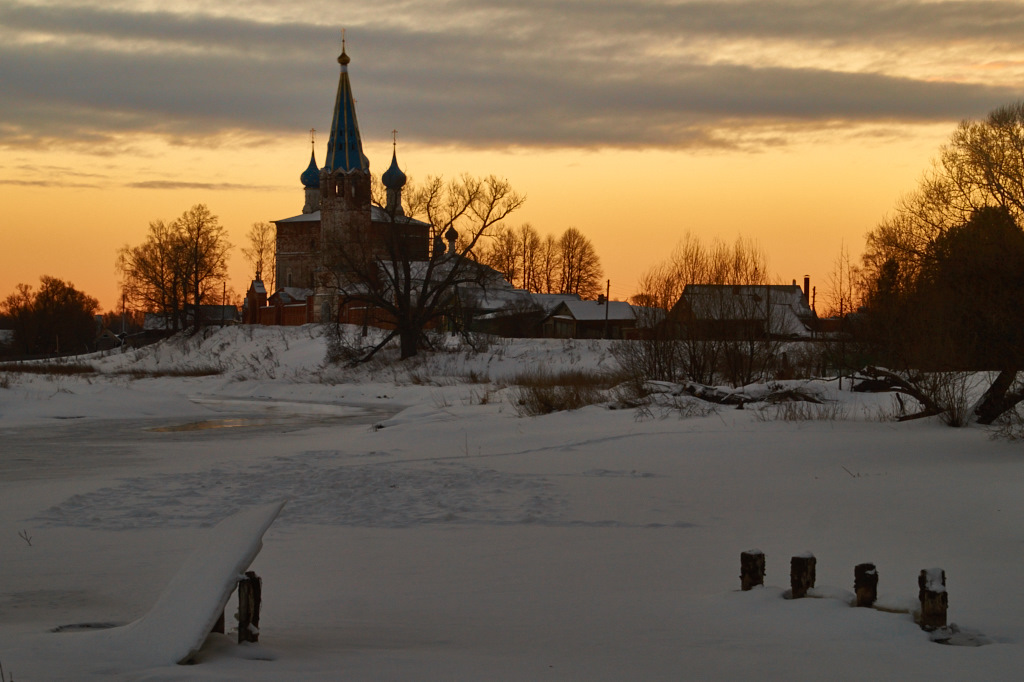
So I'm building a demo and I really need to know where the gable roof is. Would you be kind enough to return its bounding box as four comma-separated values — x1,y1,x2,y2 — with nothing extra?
678,284,816,337
551,299,635,322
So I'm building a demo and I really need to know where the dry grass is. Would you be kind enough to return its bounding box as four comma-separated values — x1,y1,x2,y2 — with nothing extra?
509,368,620,416
0,362,223,379
109,366,224,379
511,368,623,390
754,400,847,422
0,361,96,375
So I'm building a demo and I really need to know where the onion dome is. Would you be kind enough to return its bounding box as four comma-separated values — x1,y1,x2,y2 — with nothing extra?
300,149,320,188
382,149,407,190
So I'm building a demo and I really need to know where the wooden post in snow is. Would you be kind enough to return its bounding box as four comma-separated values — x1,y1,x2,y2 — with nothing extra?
790,553,816,598
854,563,878,607
740,550,765,590
918,568,947,631
237,571,262,643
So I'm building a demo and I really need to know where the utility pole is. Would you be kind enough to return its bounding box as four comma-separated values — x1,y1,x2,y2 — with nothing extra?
603,279,610,339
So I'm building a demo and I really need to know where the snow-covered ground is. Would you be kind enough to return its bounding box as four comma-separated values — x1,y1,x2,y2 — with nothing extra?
1,326,1022,680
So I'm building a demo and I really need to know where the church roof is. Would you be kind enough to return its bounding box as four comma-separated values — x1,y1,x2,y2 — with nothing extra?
382,148,407,189
300,148,320,188
273,208,431,227
324,45,368,173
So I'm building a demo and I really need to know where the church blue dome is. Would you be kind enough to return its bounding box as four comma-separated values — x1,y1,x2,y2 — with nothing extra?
300,149,320,188
382,149,407,190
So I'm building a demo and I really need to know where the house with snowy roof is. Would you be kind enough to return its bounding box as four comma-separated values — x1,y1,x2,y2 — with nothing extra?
673,283,817,339
542,298,645,339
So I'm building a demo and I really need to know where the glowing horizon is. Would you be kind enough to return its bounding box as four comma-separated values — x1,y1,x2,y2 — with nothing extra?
2,1,1022,315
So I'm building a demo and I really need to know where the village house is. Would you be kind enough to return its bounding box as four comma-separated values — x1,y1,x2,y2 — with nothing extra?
542,298,646,339
672,281,817,340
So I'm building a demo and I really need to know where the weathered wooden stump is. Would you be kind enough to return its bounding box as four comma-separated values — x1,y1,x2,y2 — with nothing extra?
854,563,878,607
918,568,947,631
790,553,816,598
237,571,262,643
740,550,765,590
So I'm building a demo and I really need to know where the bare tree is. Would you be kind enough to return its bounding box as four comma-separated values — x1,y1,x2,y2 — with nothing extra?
480,223,520,287
479,222,545,292
537,233,560,294
616,265,686,383
861,101,1024,425
117,204,231,333
242,221,276,291
621,232,776,387
177,204,232,332
326,174,525,361
117,220,189,331
515,223,542,292
558,226,603,298
864,101,1024,293
823,243,861,318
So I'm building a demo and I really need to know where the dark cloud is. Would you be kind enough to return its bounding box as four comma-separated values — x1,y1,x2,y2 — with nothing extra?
1,1,1022,154
0,178,100,188
478,0,1024,48
125,181,282,190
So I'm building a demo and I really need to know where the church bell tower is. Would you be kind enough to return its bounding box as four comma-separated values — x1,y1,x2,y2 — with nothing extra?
319,37,372,273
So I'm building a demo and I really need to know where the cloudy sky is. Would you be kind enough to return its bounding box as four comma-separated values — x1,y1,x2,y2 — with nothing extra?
3,0,1024,310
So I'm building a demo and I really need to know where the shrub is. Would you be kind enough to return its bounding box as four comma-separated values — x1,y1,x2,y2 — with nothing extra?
510,368,617,416
512,384,604,416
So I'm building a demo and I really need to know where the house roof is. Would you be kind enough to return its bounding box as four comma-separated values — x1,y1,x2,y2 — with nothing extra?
679,284,816,337
273,287,313,304
682,284,814,317
530,293,582,314
552,299,635,322
461,285,534,313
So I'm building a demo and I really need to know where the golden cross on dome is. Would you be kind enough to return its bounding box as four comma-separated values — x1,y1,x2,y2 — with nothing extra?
392,129,398,149
309,128,316,145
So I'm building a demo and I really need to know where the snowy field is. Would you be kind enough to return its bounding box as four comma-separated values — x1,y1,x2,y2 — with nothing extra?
1,325,1022,680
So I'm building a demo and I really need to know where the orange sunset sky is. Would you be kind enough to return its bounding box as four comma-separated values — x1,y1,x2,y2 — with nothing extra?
3,1,1024,314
